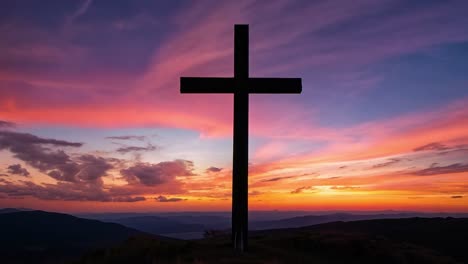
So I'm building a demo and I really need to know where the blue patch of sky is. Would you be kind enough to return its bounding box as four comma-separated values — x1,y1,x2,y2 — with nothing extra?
308,42,468,128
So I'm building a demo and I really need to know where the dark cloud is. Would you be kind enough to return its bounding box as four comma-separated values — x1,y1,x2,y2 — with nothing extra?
0,130,114,183
106,135,146,141
290,186,313,194
0,131,81,176
0,131,82,148
155,195,185,202
113,196,146,202
261,176,295,182
413,163,468,176
0,180,108,201
7,164,30,177
413,142,450,152
372,158,401,169
72,155,113,181
34,152,113,183
206,166,222,173
437,145,468,156
0,120,15,128
0,180,147,202
0,131,191,202
120,160,194,186
116,144,157,154
451,196,463,199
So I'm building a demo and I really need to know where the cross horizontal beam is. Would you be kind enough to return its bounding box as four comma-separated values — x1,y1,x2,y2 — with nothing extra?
247,78,302,94
180,77,302,94
180,77,234,93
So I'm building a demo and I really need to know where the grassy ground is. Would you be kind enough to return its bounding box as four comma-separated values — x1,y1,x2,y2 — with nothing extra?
75,218,465,264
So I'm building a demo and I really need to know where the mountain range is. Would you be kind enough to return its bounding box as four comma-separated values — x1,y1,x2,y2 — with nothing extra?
1,208,468,263
78,211,468,239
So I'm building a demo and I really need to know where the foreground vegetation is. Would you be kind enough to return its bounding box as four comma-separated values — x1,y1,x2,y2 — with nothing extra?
75,218,467,264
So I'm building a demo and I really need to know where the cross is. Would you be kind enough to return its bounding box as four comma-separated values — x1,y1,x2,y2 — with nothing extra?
180,24,302,251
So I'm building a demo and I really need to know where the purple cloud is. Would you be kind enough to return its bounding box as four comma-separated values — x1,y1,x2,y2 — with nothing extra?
372,158,401,169
7,164,30,177
0,130,115,183
106,135,146,141
0,130,194,202
120,160,194,186
116,144,157,154
0,180,147,202
413,163,468,176
0,130,82,148
155,195,185,202
113,196,146,202
414,142,450,152
206,166,222,173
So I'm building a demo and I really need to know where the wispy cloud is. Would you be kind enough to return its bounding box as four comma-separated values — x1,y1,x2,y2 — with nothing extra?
106,135,146,141
116,144,157,154
0,120,15,128
414,142,450,152
371,158,401,169
2,0,468,138
66,0,93,25
290,186,314,194
260,176,295,183
413,163,468,176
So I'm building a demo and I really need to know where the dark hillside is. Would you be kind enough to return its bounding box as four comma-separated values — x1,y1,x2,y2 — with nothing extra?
75,217,468,264
0,210,149,263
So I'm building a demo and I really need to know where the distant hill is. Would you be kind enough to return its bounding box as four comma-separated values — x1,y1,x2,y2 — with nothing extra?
108,216,204,235
249,212,428,230
0,208,22,214
163,215,230,229
79,211,468,239
75,217,468,264
0,210,150,264
0,207,32,214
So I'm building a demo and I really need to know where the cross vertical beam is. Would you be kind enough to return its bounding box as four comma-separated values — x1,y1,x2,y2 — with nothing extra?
179,24,302,252
232,24,249,251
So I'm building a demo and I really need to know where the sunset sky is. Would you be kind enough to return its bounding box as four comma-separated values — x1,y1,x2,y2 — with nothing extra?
1,0,468,213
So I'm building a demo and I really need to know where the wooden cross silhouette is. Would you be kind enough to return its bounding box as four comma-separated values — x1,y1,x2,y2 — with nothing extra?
180,24,302,251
